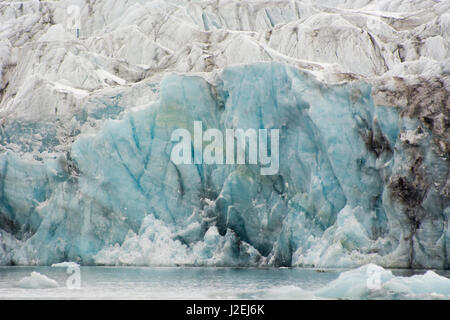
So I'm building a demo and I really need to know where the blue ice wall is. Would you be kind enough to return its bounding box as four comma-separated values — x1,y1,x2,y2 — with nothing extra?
0,63,448,268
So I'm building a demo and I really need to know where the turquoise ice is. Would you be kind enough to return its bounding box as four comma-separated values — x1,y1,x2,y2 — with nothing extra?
0,63,448,269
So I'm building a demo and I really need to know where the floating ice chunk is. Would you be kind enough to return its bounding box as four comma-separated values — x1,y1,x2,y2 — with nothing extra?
383,270,450,297
51,262,80,268
249,264,450,300
316,264,450,299
17,272,59,289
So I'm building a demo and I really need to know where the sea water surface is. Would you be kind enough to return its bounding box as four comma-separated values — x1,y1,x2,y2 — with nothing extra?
1,267,449,300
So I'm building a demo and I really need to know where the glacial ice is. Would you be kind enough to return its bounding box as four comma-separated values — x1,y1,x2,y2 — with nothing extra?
0,0,448,270
316,264,450,299
51,262,80,268
16,271,59,289
0,62,448,269
253,264,450,300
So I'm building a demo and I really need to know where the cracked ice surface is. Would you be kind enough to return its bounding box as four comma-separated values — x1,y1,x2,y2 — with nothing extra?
0,0,448,269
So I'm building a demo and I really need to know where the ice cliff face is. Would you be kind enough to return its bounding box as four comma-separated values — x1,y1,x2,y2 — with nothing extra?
0,0,448,268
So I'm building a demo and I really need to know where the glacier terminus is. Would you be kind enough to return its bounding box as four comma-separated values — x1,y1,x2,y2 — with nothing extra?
0,0,448,278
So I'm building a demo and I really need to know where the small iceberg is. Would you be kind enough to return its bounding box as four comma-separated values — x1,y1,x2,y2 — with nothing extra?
246,264,450,300
316,264,450,299
17,272,59,289
51,262,80,268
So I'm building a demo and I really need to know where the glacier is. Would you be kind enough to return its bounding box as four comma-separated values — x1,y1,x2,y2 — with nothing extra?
1,63,448,268
0,0,448,270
